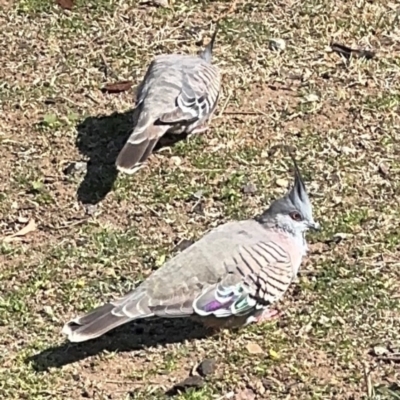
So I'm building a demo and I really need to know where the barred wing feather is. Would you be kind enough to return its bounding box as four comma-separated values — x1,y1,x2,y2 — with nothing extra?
193,240,294,319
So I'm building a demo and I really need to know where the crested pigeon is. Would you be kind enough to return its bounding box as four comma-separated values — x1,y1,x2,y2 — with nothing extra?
62,158,320,342
115,25,221,174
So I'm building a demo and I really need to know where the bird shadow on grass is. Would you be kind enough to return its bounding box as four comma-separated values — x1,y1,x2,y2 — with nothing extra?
27,318,209,372
76,110,189,205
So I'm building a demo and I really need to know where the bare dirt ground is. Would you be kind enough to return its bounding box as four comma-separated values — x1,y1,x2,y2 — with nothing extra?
1,0,400,399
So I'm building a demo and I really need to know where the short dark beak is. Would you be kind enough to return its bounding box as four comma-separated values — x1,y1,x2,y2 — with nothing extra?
309,221,321,231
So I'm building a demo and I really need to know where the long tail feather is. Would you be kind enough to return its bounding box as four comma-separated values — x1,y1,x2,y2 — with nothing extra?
62,298,153,343
116,126,166,174
116,138,158,174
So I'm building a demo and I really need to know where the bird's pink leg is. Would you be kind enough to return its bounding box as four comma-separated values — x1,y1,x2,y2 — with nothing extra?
255,309,281,324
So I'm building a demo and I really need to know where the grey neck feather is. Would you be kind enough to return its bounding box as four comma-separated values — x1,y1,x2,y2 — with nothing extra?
256,215,308,256
256,215,297,237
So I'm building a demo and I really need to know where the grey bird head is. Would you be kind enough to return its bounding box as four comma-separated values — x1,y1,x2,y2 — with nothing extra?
199,24,219,63
259,157,320,234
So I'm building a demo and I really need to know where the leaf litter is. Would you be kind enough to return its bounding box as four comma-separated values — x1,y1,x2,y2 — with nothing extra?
3,219,37,242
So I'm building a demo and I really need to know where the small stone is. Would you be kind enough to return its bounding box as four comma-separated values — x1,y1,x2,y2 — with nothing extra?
261,150,270,158
246,342,263,355
276,178,288,188
17,216,29,224
64,164,75,175
318,315,330,325
64,161,87,176
173,375,204,392
242,182,257,195
72,373,80,382
152,0,169,6
339,146,356,155
196,358,216,377
269,38,286,52
373,345,389,356
192,202,204,215
171,156,182,166
332,196,342,205
43,306,53,316
84,204,97,216
191,190,203,200
379,163,390,177
174,239,194,253
332,232,352,242
303,93,319,103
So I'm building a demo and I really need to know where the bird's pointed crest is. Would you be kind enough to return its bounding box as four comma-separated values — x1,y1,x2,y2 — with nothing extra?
258,153,318,230
199,23,219,63
287,154,310,206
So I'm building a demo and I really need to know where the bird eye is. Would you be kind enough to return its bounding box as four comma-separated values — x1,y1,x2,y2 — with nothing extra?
290,211,303,221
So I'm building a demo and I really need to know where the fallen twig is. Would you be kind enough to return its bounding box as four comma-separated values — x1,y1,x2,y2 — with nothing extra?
330,42,376,60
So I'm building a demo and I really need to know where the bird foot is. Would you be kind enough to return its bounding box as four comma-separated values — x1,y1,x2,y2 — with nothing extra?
255,309,281,324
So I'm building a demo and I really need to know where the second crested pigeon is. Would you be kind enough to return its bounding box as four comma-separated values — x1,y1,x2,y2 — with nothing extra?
62,157,320,343
116,25,221,174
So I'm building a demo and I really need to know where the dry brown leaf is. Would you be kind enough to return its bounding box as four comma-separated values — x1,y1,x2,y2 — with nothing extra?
246,342,263,355
3,219,37,242
56,0,74,10
101,81,133,94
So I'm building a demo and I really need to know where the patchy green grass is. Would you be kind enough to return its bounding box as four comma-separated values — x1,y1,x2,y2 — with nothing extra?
0,0,399,399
